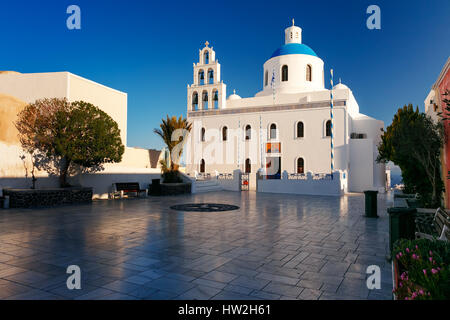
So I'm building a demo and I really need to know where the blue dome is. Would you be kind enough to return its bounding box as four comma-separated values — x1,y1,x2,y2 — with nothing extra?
270,43,318,59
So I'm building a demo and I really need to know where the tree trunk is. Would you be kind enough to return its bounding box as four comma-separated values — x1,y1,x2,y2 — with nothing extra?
59,157,71,188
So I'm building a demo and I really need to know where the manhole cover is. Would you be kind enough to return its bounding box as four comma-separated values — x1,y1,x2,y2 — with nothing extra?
170,203,240,212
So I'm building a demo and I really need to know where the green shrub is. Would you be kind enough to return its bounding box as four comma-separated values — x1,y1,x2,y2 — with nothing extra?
162,170,182,183
393,238,450,300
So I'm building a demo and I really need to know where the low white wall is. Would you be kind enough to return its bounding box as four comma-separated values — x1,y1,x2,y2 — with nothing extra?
257,170,346,196
71,166,161,199
216,169,241,191
0,141,162,199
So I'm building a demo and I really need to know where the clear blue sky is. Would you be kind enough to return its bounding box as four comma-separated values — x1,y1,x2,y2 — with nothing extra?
0,0,449,150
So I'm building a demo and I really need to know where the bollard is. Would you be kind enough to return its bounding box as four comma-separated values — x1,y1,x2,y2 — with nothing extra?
364,190,378,218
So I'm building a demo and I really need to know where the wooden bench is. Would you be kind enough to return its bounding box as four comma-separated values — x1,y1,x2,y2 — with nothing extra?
415,207,450,241
112,182,147,199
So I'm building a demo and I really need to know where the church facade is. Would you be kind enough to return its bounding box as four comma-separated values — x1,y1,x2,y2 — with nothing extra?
185,22,385,192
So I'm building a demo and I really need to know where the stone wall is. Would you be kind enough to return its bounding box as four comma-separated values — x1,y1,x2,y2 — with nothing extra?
3,187,93,208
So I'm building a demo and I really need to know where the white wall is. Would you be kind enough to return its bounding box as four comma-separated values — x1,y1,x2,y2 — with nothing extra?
0,72,128,145
348,139,374,192
215,169,241,191
0,72,162,199
257,171,345,196
72,168,161,199
186,106,348,175
257,54,324,96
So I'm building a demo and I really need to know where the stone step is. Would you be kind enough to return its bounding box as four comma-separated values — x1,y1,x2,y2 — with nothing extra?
194,182,223,193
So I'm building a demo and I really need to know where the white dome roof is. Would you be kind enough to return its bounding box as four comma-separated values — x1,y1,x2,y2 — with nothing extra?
228,90,241,100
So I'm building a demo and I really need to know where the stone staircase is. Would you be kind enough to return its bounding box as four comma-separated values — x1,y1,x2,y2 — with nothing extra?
193,179,223,193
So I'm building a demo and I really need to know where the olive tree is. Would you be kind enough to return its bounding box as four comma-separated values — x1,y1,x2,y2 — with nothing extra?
16,98,124,187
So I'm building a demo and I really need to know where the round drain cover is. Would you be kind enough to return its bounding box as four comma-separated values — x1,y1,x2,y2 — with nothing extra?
170,203,240,212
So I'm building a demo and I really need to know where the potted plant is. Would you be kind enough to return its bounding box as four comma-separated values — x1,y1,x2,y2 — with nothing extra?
153,115,192,195
392,238,449,300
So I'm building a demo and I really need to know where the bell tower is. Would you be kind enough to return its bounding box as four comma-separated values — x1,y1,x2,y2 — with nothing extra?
187,41,226,111
285,18,302,44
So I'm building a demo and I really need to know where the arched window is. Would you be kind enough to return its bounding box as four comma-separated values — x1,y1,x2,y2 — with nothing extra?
192,92,198,110
200,159,205,173
306,65,312,82
201,127,206,142
212,90,219,109
270,123,277,139
208,69,214,84
245,125,251,140
199,70,205,85
325,120,332,137
245,158,251,173
264,70,268,87
297,158,304,174
204,51,209,64
222,126,228,141
297,122,304,138
282,65,288,82
202,91,208,109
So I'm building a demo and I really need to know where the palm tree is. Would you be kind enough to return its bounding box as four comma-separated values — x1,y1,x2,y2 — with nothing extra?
154,115,192,172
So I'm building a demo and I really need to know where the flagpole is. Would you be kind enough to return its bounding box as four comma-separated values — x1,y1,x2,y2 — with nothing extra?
271,69,275,105
330,69,334,177
259,115,263,171
237,119,241,170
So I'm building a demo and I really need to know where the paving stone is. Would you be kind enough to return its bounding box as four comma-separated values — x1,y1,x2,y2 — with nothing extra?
222,284,254,295
0,191,392,300
75,288,116,300
299,288,322,300
145,277,196,295
230,276,270,291
262,282,304,298
201,270,238,283
298,279,323,290
192,278,227,289
212,291,260,300
102,280,141,294
255,272,299,286
250,290,282,300
176,285,222,300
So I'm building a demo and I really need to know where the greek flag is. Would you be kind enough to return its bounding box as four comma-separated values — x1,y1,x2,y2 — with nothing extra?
271,69,275,104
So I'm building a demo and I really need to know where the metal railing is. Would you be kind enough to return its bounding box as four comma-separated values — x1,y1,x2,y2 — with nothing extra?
217,173,234,180
288,173,307,180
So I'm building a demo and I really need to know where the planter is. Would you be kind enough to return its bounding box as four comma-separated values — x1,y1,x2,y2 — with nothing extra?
160,182,191,196
2,187,93,208
392,258,428,300
392,259,400,300
387,207,416,253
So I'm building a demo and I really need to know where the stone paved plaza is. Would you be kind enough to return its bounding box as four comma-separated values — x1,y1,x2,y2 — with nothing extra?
0,191,394,300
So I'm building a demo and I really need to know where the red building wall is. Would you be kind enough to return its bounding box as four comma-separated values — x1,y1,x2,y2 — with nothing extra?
439,68,450,207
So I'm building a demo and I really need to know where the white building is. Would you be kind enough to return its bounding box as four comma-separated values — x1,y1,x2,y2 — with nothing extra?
184,22,385,193
0,71,162,198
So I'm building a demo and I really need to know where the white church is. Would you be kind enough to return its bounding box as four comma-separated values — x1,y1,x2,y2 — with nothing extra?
185,21,386,193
